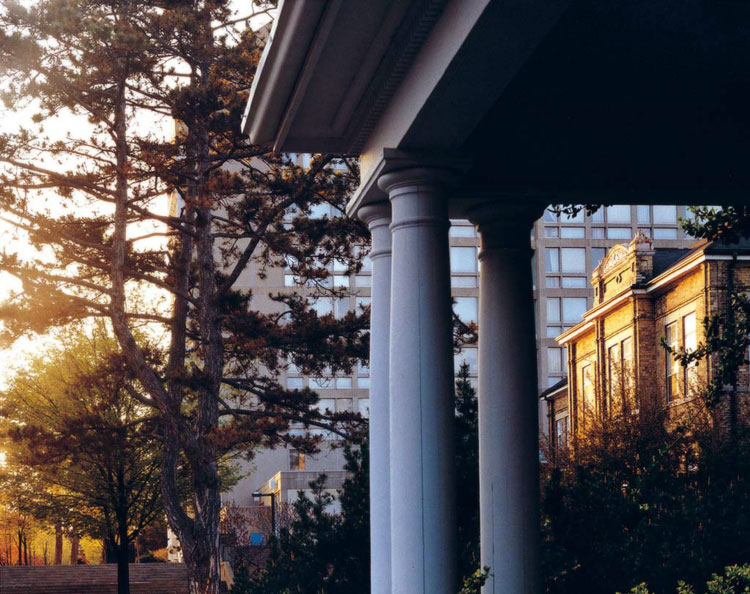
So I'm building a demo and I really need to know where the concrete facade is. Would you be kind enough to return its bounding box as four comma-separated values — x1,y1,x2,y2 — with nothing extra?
256,470,349,512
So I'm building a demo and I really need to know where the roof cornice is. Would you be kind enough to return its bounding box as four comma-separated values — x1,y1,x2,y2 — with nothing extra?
559,247,750,346
242,0,330,144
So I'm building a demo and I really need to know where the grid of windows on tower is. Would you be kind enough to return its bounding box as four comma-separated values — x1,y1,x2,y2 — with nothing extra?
278,207,697,400
281,221,481,411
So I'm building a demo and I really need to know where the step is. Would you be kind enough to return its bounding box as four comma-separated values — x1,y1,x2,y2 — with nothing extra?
0,564,189,594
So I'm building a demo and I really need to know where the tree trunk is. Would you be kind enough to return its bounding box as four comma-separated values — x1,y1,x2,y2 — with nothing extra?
116,542,130,594
17,531,21,566
183,532,221,594
54,524,63,565
116,454,131,594
162,424,222,594
103,9,222,593
70,535,79,565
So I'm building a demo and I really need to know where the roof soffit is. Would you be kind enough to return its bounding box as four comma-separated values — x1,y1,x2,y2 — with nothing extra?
242,0,328,144
243,0,452,153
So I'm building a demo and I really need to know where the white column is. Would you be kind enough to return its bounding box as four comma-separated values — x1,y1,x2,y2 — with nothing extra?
469,203,542,594
379,168,458,594
357,202,392,594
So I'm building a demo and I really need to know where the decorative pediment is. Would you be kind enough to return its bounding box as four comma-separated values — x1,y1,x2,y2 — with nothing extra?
593,234,657,306
600,244,629,275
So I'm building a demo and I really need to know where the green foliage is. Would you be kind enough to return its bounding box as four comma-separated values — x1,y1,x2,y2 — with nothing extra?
542,408,750,594
230,566,254,593
681,207,750,244
454,361,480,580
458,567,491,594
235,434,369,594
0,324,164,545
621,585,653,594
618,565,750,594
0,323,166,591
705,566,750,594
551,204,607,220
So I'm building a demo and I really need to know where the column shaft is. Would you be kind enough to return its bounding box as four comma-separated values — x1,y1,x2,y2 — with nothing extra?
380,168,458,594
358,202,392,594
473,207,541,594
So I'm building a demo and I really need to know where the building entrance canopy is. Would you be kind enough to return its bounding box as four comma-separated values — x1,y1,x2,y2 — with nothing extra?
244,1,750,592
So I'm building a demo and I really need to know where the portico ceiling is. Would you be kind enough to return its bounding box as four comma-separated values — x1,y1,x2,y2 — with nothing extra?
244,0,750,207
464,0,750,202
243,0,568,157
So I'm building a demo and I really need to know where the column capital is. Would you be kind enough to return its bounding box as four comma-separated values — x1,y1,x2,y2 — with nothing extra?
348,148,471,217
377,166,460,196
466,199,547,252
358,201,392,261
358,201,391,227
380,167,454,233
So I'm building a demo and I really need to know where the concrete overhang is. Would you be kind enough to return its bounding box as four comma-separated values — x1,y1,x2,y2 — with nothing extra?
241,0,333,149
243,0,569,213
242,0,432,154
244,0,750,215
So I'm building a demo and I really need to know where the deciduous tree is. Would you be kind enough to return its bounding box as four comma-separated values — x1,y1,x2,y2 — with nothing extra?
0,324,165,594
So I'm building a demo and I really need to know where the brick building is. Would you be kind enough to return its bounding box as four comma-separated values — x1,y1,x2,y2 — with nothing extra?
556,232,750,446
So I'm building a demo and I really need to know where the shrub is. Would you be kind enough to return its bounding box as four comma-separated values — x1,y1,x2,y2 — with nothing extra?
618,565,750,594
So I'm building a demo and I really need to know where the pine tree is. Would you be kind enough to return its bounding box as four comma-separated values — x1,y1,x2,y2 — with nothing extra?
454,361,480,582
0,3,368,592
